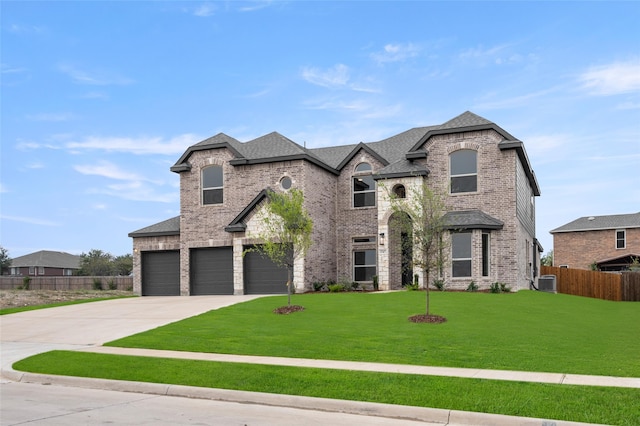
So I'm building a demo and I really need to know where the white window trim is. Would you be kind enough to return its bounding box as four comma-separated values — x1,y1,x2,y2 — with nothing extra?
616,229,626,249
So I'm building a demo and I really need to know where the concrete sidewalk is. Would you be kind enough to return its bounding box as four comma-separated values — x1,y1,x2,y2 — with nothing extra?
1,296,636,425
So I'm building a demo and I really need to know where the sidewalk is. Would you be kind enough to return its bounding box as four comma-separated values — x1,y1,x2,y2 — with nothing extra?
78,346,640,389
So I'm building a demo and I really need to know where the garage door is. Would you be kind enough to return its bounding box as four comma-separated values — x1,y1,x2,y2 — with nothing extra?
141,251,180,296
190,247,233,295
243,245,289,294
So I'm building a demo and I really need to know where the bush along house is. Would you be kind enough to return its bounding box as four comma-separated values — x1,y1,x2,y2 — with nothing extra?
129,111,542,296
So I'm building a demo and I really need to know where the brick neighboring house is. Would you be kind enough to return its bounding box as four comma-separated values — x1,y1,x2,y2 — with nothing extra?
550,212,640,271
129,111,542,296
8,250,81,276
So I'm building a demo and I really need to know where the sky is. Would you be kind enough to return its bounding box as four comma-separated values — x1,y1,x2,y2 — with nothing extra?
1,1,639,259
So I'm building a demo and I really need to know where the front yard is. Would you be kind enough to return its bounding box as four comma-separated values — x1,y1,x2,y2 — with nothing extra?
13,291,640,425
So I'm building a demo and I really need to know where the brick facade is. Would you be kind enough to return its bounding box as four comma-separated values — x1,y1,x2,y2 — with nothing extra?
130,112,541,295
553,228,640,270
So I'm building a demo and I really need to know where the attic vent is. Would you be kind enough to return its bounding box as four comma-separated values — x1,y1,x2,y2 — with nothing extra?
538,275,557,293
588,216,595,221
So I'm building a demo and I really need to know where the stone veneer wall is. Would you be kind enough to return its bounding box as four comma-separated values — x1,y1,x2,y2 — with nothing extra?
553,228,640,270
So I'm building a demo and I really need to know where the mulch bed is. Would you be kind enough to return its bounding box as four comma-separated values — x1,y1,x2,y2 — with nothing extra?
408,314,447,324
273,305,305,315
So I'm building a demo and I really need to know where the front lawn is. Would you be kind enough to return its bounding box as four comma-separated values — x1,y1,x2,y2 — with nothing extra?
107,291,640,377
14,350,640,426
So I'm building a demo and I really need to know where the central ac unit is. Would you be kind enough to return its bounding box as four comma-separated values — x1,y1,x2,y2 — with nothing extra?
538,275,557,293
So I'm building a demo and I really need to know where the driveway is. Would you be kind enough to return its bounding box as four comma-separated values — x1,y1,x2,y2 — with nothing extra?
0,295,264,371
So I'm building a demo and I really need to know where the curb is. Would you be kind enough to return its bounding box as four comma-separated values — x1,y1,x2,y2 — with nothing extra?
2,367,601,426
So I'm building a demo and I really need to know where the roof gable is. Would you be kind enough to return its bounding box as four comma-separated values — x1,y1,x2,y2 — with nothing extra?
225,188,272,233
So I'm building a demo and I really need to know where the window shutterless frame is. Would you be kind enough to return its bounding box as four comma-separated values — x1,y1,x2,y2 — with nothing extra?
616,229,626,249
202,165,223,205
450,150,477,194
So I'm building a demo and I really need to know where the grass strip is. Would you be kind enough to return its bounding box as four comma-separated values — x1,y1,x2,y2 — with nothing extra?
107,291,640,377
0,296,135,315
14,350,640,426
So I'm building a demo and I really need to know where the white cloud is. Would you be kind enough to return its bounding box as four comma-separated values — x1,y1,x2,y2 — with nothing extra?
371,43,421,64
1,63,28,74
238,1,273,12
65,134,200,155
0,183,8,193
193,3,216,17
73,161,150,182
579,59,640,95
58,63,133,86
301,64,350,88
459,44,510,60
0,215,60,227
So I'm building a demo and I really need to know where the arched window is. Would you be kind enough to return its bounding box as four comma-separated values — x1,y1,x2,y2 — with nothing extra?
202,165,223,205
353,162,375,207
392,184,406,199
450,150,477,193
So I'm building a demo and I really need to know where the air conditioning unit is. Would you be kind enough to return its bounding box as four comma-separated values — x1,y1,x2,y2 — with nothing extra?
538,275,557,293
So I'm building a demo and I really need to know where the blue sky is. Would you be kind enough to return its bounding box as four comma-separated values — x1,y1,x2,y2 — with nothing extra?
1,1,639,259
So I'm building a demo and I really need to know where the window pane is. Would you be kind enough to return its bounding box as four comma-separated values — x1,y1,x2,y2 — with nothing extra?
354,175,375,192
355,266,376,281
354,250,376,266
451,175,477,193
203,188,223,204
482,233,490,277
452,232,472,258
450,150,477,175
202,166,223,188
354,192,375,207
452,260,472,277
355,162,372,172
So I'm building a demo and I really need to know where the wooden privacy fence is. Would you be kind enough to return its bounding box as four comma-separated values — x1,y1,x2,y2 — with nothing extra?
0,276,133,291
540,266,640,302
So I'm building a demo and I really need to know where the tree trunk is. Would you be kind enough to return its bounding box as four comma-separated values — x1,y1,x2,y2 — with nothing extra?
287,267,292,306
424,268,430,315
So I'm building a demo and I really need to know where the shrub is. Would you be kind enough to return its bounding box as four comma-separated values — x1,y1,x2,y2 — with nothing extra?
107,279,117,290
433,279,446,291
327,283,346,292
405,275,420,291
466,281,478,292
92,278,103,291
312,281,326,292
20,276,31,290
372,275,379,291
489,282,510,293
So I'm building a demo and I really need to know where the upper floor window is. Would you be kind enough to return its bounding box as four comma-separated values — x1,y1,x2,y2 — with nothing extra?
353,162,375,207
202,165,223,205
450,150,477,193
452,231,472,277
616,230,626,249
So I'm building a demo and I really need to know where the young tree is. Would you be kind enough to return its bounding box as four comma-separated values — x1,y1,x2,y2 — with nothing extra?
388,180,449,320
0,246,11,275
249,189,313,308
541,250,554,267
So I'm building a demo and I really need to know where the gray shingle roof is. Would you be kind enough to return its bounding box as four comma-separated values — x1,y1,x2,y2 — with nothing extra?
550,212,640,233
439,110,493,129
11,250,81,269
443,210,504,230
128,216,180,237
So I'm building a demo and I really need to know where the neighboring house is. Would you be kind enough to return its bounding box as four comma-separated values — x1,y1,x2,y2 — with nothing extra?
129,111,542,296
9,250,81,276
550,212,640,271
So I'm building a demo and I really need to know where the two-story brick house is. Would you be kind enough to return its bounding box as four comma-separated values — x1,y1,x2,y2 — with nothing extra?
550,212,640,271
129,111,542,296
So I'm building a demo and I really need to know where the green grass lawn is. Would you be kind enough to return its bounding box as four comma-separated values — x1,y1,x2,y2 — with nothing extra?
14,350,640,426
13,291,640,425
107,291,640,377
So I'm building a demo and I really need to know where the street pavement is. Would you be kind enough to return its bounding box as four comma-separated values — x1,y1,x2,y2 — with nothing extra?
1,295,634,425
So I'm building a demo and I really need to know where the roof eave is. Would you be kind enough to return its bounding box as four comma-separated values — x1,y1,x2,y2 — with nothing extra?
172,142,244,174
373,170,429,180
127,230,180,238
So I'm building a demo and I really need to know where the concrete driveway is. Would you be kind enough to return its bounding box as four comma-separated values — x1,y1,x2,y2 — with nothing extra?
0,295,264,371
